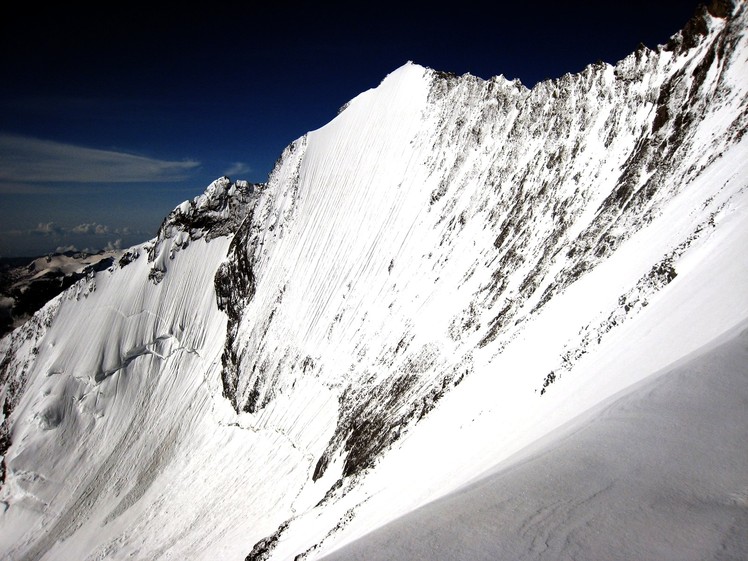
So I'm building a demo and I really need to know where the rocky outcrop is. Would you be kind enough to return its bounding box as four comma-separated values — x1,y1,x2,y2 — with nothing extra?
148,177,262,283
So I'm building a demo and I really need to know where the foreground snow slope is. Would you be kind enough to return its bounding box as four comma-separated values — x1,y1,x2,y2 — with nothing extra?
323,319,748,561
1,2,747,559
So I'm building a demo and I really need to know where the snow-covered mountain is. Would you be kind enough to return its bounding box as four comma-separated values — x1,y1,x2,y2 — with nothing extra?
2,2,747,559
0,250,124,338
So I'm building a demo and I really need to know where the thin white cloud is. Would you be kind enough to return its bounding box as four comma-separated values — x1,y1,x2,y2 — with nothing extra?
3,221,118,239
0,133,200,183
223,161,251,177
0,182,63,194
72,222,109,235
104,239,122,251
55,244,79,253
31,222,64,236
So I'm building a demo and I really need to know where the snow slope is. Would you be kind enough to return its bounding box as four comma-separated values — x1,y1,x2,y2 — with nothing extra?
322,319,748,561
1,2,747,560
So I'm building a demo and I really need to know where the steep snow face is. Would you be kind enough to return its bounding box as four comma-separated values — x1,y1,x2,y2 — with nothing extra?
1,2,748,560
0,178,273,561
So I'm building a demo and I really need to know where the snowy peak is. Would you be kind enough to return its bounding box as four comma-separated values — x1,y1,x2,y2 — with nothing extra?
217,3,748,554
1,3,748,561
147,176,262,283
155,175,260,246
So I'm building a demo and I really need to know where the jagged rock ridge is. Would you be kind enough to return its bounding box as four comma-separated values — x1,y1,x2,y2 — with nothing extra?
147,176,263,283
221,0,747,486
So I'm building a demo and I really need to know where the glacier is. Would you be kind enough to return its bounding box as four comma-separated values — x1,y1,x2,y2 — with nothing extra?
1,1,747,559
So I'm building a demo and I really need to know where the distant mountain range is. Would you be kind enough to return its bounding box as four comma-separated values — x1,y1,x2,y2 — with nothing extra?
0,250,122,337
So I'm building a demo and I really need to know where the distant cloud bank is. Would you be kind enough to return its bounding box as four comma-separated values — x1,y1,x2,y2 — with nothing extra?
71,222,109,235
4,221,140,242
2,218,137,257
0,133,200,186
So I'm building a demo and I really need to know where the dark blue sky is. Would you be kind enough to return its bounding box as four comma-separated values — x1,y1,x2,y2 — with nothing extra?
1,1,700,257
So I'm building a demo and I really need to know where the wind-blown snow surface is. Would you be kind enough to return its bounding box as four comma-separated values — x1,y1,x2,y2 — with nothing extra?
1,2,748,560
323,320,748,561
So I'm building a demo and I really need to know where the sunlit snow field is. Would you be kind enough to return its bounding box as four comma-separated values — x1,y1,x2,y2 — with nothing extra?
1,3,747,560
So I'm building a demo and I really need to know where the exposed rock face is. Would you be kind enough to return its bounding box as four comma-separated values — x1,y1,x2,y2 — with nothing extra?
148,176,263,283
0,2,747,560
707,0,736,20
